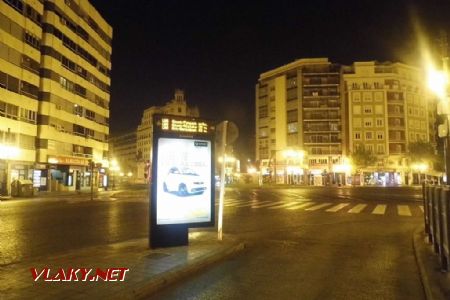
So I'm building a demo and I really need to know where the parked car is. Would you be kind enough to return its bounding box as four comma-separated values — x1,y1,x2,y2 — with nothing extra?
163,167,207,196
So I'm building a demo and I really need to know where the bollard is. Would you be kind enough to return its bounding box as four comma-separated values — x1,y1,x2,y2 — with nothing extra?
424,184,430,235
440,188,450,272
432,187,443,254
428,186,436,244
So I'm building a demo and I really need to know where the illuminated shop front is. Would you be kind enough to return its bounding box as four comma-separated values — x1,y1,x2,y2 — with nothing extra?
36,155,108,192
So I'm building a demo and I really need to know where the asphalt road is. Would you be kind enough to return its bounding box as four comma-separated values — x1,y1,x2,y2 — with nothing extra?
0,186,425,299
152,186,425,300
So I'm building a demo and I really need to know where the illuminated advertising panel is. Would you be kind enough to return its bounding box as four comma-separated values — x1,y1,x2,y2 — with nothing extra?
150,114,215,247
156,138,212,225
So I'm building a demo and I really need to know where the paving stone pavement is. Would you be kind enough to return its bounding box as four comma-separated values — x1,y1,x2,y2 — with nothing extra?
0,231,244,300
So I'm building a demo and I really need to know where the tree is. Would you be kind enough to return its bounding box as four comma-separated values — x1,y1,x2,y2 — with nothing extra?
350,147,377,173
408,141,443,172
408,141,436,163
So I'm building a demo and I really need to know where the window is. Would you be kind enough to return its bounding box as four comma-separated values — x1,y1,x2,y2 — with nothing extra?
287,109,298,122
363,92,372,101
365,132,373,140
363,106,373,114
364,118,373,127
287,122,298,133
353,92,361,102
259,105,268,118
376,118,383,127
377,144,385,154
377,132,384,140
365,144,374,153
374,92,383,102
354,132,361,140
259,126,268,137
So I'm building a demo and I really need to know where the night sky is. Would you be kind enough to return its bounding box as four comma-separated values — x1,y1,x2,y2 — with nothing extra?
91,0,450,160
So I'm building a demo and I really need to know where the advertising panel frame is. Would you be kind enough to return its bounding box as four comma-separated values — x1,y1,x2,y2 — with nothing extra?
150,114,215,248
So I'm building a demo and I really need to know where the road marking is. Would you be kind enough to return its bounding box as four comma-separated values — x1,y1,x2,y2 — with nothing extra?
287,202,315,210
348,204,367,213
419,205,424,212
397,205,412,216
236,201,271,208
267,202,299,209
305,203,332,211
224,201,248,207
326,203,350,212
372,205,387,215
251,201,285,208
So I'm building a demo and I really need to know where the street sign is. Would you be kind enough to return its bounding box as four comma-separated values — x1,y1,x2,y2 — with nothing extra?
150,114,215,248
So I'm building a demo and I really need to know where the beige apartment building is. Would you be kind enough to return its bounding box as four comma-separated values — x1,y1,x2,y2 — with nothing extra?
344,61,436,185
256,58,437,186
36,0,112,192
136,89,199,181
256,58,347,185
0,0,42,195
0,0,112,195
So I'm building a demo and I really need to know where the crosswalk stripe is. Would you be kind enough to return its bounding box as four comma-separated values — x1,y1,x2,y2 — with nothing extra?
326,203,350,212
287,202,315,210
397,205,412,216
251,201,285,208
419,205,424,212
348,204,367,213
225,200,250,207
236,201,271,208
268,202,299,209
305,203,332,211
372,205,387,215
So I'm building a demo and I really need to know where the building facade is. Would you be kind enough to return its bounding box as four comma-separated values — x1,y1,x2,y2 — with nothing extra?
256,58,347,185
0,0,42,195
344,61,436,185
0,0,112,195
256,58,437,186
136,89,199,181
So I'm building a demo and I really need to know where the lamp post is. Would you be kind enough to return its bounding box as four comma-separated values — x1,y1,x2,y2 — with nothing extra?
427,62,449,183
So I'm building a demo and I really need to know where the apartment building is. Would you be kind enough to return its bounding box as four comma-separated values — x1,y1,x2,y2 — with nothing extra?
256,58,347,185
36,0,112,191
136,89,199,181
344,61,436,185
0,0,42,195
0,0,112,194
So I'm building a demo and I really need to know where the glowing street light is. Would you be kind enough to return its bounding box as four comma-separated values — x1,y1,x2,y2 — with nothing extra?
0,144,20,196
427,64,448,100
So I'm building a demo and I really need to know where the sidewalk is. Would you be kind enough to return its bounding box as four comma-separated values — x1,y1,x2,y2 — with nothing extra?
0,231,245,300
413,227,450,300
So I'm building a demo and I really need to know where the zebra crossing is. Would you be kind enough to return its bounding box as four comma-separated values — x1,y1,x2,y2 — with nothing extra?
220,198,424,217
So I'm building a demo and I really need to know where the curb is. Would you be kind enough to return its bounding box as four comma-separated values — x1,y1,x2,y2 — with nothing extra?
412,226,446,300
123,241,246,299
